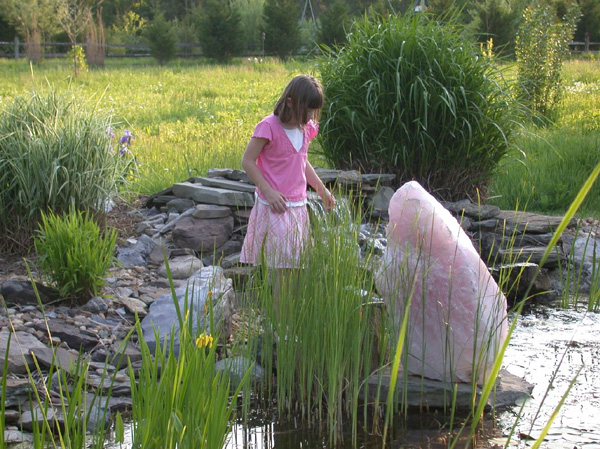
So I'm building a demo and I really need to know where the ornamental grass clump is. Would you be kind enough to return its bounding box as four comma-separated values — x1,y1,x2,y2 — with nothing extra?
34,208,117,304
0,90,125,252
317,13,522,201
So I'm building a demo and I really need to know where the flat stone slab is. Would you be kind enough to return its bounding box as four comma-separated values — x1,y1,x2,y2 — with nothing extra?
191,176,256,193
206,168,251,183
498,246,562,268
496,211,574,234
314,168,362,185
0,330,48,375
443,199,501,220
30,346,81,374
363,368,533,411
173,182,254,207
4,430,34,444
192,204,232,219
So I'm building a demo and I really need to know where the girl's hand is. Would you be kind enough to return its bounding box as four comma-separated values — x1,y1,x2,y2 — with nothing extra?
264,188,288,213
323,189,336,211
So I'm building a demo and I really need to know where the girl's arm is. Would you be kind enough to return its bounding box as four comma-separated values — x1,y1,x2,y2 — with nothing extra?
242,137,289,213
305,161,336,211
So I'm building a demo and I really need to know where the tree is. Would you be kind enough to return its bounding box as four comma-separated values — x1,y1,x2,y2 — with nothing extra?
0,14,18,41
0,0,61,62
469,0,523,55
56,0,101,73
197,0,242,61
144,11,178,65
318,0,350,47
574,0,600,42
263,0,300,60
232,0,265,53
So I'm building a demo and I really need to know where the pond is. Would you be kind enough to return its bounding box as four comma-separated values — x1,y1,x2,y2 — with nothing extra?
496,304,600,449
223,303,600,449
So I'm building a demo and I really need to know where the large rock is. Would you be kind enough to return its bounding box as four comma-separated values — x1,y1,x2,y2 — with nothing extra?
375,181,508,384
157,254,203,279
116,234,157,268
140,266,235,354
172,215,234,253
362,368,532,411
0,280,60,306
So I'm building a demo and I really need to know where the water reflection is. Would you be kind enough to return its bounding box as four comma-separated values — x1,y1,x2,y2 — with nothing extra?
225,405,491,448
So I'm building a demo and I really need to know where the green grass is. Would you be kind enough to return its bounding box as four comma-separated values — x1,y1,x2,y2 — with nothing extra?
488,58,600,215
1,57,598,214
0,58,319,195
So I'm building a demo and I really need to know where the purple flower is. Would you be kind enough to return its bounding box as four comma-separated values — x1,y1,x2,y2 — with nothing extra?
119,129,134,146
119,146,131,156
106,126,115,139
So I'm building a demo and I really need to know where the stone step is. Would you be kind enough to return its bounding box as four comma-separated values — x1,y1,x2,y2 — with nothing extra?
173,182,254,207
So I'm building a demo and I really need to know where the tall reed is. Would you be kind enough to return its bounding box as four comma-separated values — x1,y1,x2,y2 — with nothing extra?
250,196,381,445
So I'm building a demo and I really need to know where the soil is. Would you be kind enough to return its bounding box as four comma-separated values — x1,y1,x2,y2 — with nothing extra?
0,196,146,286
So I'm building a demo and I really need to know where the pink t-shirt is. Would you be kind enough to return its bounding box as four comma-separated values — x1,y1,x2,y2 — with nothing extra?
252,114,319,203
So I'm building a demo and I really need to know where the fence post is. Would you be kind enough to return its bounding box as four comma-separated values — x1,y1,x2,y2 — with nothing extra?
585,32,590,52
14,36,19,60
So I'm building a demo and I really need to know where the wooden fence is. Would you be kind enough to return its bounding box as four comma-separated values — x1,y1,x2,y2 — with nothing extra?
0,36,597,60
0,38,209,59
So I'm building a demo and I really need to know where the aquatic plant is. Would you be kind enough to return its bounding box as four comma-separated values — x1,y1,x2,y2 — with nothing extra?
128,261,249,449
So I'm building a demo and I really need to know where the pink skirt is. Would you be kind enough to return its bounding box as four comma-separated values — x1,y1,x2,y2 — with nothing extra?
240,202,309,268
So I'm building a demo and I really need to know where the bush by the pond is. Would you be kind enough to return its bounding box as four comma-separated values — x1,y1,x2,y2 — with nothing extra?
34,208,118,304
318,13,523,201
0,91,127,252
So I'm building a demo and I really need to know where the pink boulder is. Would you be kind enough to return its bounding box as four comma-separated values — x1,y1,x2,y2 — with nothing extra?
375,181,508,384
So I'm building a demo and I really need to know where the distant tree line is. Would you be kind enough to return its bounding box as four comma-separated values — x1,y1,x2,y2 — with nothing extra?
0,0,598,64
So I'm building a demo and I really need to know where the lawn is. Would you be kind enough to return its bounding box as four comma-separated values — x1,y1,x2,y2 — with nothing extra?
1,56,599,213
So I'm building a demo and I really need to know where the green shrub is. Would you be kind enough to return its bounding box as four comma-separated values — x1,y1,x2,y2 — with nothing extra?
196,0,242,62
0,91,125,252
317,13,523,201
144,12,178,65
105,11,146,56
66,44,88,73
34,208,118,304
515,2,580,122
263,0,301,60
317,0,351,48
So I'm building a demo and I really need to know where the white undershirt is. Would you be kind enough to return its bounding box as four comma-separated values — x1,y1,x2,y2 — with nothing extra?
284,127,303,152
257,127,306,207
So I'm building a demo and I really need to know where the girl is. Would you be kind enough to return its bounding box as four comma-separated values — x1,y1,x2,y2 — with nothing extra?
240,74,335,270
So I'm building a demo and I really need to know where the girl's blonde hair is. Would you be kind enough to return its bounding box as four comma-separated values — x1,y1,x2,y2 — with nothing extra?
274,75,324,126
